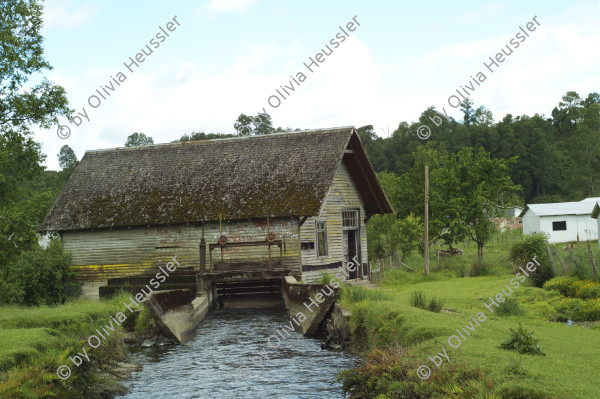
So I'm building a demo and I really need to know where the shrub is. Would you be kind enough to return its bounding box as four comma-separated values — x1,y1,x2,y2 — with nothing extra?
544,276,600,304
543,276,579,296
574,280,600,299
410,291,444,313
409,291,427,309
427,297,444,313
553,297,584,321
317,272,334,285
573,298,600,321
500,324,545,355
0,239,78,306
566,279,588,298
336,346,500,399
134,306,155,336
496,297,525,316
509,233,553,287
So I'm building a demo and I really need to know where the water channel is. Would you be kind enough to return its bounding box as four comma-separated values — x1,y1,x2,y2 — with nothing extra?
116,309,359,398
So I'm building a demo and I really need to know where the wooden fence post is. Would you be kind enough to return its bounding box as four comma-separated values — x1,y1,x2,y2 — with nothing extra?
546,244,558,275
553,244,568,273
567,245,583,276
587,241,598,280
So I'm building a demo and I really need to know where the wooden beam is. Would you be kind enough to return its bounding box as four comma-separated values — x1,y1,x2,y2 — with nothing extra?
299,215,309,227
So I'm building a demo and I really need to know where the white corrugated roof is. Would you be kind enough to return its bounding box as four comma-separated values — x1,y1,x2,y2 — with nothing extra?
580,197,600,203
522,201,597,217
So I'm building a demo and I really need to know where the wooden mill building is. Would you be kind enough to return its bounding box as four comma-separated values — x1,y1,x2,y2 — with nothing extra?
39,127,393,299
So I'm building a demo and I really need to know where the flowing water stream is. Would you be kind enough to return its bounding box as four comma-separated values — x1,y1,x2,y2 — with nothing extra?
116,309,359,398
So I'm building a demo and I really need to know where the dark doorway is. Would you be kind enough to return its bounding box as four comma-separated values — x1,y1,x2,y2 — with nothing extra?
347,229,357,279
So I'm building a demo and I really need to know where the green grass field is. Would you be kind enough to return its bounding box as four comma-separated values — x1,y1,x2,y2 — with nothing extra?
341,234,600,398
0,295,130,398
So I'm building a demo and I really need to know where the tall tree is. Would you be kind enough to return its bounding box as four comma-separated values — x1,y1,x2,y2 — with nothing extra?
125,132,154,147
0,0,71,262
58,145,78,170
234,112,274,136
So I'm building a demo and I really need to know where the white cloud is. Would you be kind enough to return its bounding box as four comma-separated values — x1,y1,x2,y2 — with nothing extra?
43,0,98,30
204,0,258,14
36,34,382,170
35,3,600,170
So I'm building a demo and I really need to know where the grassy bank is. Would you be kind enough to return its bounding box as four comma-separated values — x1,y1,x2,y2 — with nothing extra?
338,258,600,398
0,294,135,398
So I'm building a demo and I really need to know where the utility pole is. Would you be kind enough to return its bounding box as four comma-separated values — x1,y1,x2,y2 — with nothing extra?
424,165,429,276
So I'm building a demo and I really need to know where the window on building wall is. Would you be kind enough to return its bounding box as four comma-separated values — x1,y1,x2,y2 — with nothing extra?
301,242,315,250
552,221,567,231
342,210,358,229
316,221,328,256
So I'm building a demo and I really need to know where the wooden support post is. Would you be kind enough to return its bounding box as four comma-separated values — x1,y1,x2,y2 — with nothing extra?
553,244,567,273
546,244,557,276
199,237,206,273
587,240,598,280
424,165,429,276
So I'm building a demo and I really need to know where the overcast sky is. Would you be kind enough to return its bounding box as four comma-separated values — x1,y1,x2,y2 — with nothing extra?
35,0,600,170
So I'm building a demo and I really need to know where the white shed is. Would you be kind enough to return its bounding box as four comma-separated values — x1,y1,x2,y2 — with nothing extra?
519,200,598,243
590,202,600,247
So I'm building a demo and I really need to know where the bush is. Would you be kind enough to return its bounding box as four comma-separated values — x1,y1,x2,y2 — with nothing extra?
543,276,579,296
410,291,444,313
427,297,444,313
496,297,525,316
573,298,600,321
317,272,334,285
544,276,600,301
409,291,427,309
573,280,600,299
0,239,78,306
509,233,554,287
336,346,501,399
500,324,545,355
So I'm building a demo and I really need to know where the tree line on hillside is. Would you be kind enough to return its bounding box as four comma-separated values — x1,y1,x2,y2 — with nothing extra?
363,92,600,263
357,93,600,204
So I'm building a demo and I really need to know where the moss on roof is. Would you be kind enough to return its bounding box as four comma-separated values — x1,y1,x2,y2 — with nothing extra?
40,128,357,231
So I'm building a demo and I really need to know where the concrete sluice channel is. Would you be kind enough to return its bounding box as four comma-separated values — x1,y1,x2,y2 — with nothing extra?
116,309,359,398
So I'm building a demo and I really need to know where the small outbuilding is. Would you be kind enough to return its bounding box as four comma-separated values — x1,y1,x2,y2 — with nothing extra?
39,127,393,298
590,202,600,247
520,199,598,243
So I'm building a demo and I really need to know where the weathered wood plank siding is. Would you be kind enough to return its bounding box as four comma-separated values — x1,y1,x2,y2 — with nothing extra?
300,161,368,283
63,218,301,282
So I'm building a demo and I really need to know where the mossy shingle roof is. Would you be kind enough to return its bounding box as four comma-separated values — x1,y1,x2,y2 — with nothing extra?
40,127,391,231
